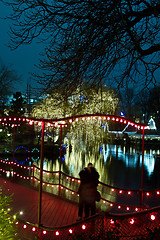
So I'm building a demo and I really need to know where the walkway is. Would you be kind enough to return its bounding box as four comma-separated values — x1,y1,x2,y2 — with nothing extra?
0,177,78,228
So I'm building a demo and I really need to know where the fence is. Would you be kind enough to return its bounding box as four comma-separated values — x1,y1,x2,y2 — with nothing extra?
1,159,160,213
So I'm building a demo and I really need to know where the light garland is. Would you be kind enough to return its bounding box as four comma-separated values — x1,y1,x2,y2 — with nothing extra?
14,210,159,238
0,115,149,130
1,159,160,213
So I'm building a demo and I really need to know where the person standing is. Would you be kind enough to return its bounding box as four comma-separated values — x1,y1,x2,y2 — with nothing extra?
76,163,99,221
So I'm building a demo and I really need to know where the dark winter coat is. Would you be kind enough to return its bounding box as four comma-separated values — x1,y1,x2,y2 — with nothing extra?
78,167,99,204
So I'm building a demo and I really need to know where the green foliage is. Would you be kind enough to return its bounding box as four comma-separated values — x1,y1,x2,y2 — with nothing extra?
0,185,18,240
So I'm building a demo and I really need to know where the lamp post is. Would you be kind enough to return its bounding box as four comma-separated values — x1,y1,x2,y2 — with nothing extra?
59,124,62,196
38,121,45,237
140,126,145,210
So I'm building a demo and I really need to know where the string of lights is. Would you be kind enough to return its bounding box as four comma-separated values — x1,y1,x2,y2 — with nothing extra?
0,159,159,214
14,207,160,239
0,114,149,129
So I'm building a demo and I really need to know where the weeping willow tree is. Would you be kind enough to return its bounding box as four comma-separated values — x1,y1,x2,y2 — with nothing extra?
32,86,119,146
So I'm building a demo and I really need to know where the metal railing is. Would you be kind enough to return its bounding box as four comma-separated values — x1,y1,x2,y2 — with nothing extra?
1,159,160,213
1,159,160,239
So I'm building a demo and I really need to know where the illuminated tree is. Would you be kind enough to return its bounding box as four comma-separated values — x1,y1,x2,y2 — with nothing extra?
0,186,18,239
1,0,160,95
32,87,119,118
32,87,119,145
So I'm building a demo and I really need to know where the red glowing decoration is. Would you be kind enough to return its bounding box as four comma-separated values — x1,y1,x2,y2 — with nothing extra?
55,231,59,236
150,214,156,221
69,229,73,234
110,219,114,224
129,218,135,224
82,225,86,230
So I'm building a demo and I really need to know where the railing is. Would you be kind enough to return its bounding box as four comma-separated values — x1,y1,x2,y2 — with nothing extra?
1,159,160,213
16,207,160,239
1,159,160,239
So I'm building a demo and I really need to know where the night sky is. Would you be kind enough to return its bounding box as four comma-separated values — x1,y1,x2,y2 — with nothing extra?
0,2,42,94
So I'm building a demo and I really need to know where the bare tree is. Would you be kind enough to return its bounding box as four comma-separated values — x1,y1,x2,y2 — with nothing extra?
2,0,160,95
0,63,19,112
0,63,17,96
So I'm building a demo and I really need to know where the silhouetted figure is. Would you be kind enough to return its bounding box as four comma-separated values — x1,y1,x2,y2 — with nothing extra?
76,163,99,221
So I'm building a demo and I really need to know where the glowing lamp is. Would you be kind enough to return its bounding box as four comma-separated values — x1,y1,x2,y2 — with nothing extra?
23,225,27,229
128,191,131,195
32,227,36,232
119,190,123,194
111,188,115,192
55,231,59,236
126,207,130,211
69,229,73,234
157,191,160,195
43,230,47,235
38,122,41,126
118,206,121,209
110,219,114,224
129,218,135,224
146,192,150,196
82,117,85,121
82,225,86,230
75,118,79,122
150,214,156,221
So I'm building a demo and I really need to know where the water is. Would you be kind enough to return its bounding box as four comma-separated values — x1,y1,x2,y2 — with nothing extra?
4,140,160,191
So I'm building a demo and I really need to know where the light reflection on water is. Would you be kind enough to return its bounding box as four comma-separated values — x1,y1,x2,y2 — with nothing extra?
5,141,160,190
